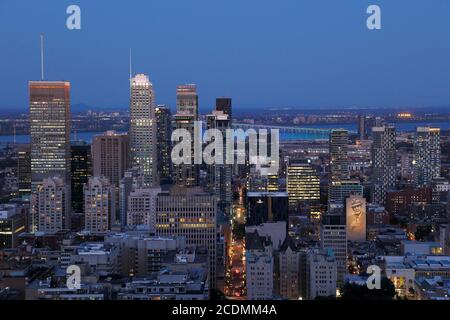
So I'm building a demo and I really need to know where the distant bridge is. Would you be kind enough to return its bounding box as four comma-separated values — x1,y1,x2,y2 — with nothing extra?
232,123,334,138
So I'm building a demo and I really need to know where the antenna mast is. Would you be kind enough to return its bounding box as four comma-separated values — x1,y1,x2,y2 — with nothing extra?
129,48,132,81
40,34,45,81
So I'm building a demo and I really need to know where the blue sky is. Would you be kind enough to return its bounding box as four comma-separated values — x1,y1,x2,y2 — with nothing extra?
1,0,450,112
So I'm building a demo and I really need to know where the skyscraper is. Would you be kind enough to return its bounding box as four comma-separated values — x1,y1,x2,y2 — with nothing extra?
29,81,71,232
119,167,144,227
286,159,320,210
17,144,31,197
92,131,129,188
31,176,69,233
414,127,441,187
71,141,92,213
357,115,366,141
320,215,347,286
206,110,232,215
84,176,116,233
371,125,397,205
155,105,172,184
173,84,199,187
129,74,158,187
329,129,349,182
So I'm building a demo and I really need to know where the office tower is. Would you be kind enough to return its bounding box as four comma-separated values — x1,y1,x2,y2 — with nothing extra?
29,81,71,231
329,129,349,181
371,125,396,205
287,159,320,210
328,180,363,207
357,115,366,141
345,195,366,242
206,110,232,215
321,215,347,286
17,144,31,196
414,127,441,187
173,84,199,187
0,204,27,249
129,74,158,187
30,177,69,233
245,231,274,300
357,115,384,140
119,167,144,227
71,141,92,213
306,249,337,299
279,236,302,300
126,187,161,229
155,105,172,184
215,97,232,118
246,192,289,227
84,176,116,233
92,131,129,188
155,187,217,288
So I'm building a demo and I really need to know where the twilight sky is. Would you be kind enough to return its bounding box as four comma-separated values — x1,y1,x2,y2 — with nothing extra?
1,0,450,112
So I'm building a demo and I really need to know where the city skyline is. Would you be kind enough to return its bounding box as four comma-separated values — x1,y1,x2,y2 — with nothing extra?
2,1,450,307
2,1,450,111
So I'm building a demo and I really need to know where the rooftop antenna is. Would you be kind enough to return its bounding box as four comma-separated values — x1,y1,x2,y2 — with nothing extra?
40,33,45,81
129,48,133,81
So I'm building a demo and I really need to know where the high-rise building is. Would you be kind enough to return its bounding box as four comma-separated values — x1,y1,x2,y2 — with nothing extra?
357,115,366,141
173,84,199,187
126,187,160,229
414,127,441,187
206,110,232,215
329,129,349,182
246,192,289,227
286,159,320,210
92,131,129,225
30,177,69,233
119,167,144,227
215,97,232,118
17,144,31,197
84,176,116,233
371,125,396,205
92,131,129,188
155,187,217,288
245,231,274,300
129,74,158,187
71,141,92,213
328,180,363,207
155,105,173,184
321,215,347,286
29,81,71,231
306,249,337,299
